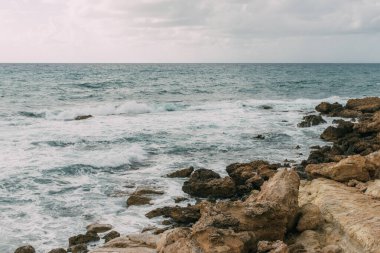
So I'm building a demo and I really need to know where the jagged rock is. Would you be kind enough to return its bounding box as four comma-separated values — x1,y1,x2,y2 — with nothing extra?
14,245,35,253
297,115,326,128
86,223,112,233
257,240,288,253
74,115,93,120
299,178,380,252
345,97,380,113
296,204,322,232
167,167,194,178
157,227,256,253
69,244,87,253
146,205,201,224
69,231,100,247
347,179,367,192
182,169,236,198
126,188,164,207
316,102,343,115
47,249,66,253
102,230,121,243
355,111,380,134
320,121,354,141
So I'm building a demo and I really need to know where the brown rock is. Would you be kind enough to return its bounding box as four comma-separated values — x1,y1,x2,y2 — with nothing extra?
315,102,343,115
365,180,380,199
14,245,35,253
355,111,380,134
102,230,121,243
346,97,380,113
174,196,188,203
69,244,87,253
47,249,66,253
146,205,201,224
86,223,112,233
126,188,164,207
296,204,322,232
297,115,326,128
74,115,92,120
320,121,353,141
167,167,194,178
182,169,236,198
68,231,100,247
321,245,343,253
257,240,288,253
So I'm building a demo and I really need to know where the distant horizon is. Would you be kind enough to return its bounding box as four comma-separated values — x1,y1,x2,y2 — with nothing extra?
1,62,380,64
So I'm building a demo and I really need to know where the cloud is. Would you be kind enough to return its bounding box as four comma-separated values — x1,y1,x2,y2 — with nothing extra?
0,0,379,62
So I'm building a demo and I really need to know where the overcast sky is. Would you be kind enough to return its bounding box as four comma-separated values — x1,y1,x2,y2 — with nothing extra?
1,0,380,63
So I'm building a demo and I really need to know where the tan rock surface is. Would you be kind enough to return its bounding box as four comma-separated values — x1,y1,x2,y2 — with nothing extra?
299,178,380,253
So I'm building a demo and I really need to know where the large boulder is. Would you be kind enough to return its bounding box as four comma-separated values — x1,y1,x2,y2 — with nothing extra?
298,115,326,128
320,121,354,142
345,97,380,113
355,111,380,134
182,169,236,198
14,245,35,253
315,102,343,115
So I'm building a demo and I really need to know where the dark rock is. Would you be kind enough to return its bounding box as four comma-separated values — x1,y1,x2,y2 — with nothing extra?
68,231,99,247
255,134,265,140
174,196,188,203
261,105,273,110
146,205,201,225
320,121,354,141
126,188,164,207
102,230,120,243
74,115,92,120
297,115,326,128
166,166,194,178
47,249,66,253
315,102,343,115
68,244,87,253
14,245,35,253
182,175,236,198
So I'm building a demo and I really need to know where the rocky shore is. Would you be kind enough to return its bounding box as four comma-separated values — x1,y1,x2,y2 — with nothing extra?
14,97,380,253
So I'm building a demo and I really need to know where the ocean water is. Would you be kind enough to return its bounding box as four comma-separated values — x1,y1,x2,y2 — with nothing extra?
0,63,379,252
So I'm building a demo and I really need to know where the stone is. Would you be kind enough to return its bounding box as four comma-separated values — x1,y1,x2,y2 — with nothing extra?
102,230,121,243
321,245,343,253
174,196,188,203
86,223,113,233
74,115,93,120
47,249,66,253
257,240,288,253
89,234,159,253
126,188,164,207
70,244,87,253
14,245,35,253
345,97,380,113
297,115,326,128
299,178,380,252
294,230,322,252
166,167,194,178
69,231,100,247
182,169,236,198
320,121,354,141
355,111,380,134
296,203,322,232
315,102,343,115
146,205,201,224
365,180,380,199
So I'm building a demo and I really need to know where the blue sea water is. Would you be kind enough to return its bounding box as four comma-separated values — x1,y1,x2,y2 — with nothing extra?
0,63,380,252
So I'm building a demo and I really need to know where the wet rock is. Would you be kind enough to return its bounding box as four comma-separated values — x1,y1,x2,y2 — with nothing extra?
47,249,66,253
255,134,266,140
346,97,380,113
146,205,201,224
68,231,100,247
315,102,343,115
14,245,35,253
86,223,112,233
174,196,188,203
69,244,87,253
257,240,288,253
296,204,322,232
126,188,164,207
182,169,236,198
261,105,273,110
320,121,354,141
167,166,194,178
74,115,92,120
297,115,326,128
102,230,120,243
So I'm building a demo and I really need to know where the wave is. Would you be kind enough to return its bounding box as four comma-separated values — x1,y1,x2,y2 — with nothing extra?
19,101,180,120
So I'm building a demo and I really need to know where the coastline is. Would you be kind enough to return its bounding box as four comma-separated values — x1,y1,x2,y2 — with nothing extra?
14,97,380,253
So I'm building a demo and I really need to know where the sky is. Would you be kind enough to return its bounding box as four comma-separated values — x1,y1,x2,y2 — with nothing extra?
0,0,380,63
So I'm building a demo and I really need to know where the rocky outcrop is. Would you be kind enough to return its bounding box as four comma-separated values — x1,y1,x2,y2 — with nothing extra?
166,167,194,178
86,223,112,233
182,169,236,198
14,245,35,253
306,151,380,182
146,205,201,225
345,97,380,113
68,231,100,247
299,178,380,253
298,115,326,128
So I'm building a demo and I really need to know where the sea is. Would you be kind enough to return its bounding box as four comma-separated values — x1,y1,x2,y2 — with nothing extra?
0,63,379,252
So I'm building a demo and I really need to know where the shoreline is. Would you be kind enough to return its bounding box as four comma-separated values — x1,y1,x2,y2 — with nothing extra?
14,97,380,253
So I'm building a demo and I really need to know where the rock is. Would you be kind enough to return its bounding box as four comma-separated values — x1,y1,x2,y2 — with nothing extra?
296,204,322,232
74,115,92,120
261,105,273,110
126,188,164,207
297,115,326,128
321,245,343,253
157,227,256,253
89,234,159,253
166,167,194,178
255,134,266,140
69,244,87,253
86,223,112,233
174,197,188,203
102,230,121,243
47,249,66,253
345,97,380,113
299,178,380,252
315,102,343,115
320,121,354,141
146,205,201,224
69,231,100,247
182,169,236,198
14,245,35,253
257,240,288,253
294,230,322,252
355,111,380,134
365,180,380,199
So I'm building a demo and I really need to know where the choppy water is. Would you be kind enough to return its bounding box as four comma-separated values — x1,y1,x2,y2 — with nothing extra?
1,63,380,252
